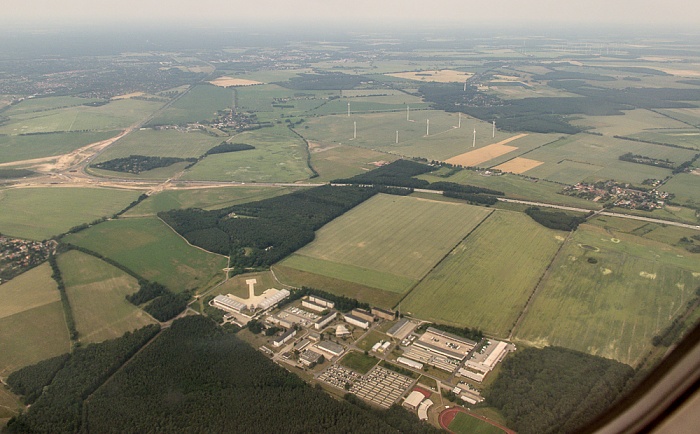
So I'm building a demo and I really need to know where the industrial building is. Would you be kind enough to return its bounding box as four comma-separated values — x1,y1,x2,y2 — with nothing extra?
314,311,337,330
350,308,374,323
211,295,246,313
403,390,425,411
299,349,324,367
462,340,512,381
397,356,423,370
255,288,291,311
413,327,476,361
315,340,344,358
272,328,296,347
343,313,370,329
371,307,395,321
308,295,335,309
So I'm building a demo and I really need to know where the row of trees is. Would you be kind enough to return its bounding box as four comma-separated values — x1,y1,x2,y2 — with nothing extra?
47,254,78,341
524,207,589,231
92,155,196,174
416,322,483,342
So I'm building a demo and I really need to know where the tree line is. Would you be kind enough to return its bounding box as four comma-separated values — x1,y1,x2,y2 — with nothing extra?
92,155,197,174
525,207,589,231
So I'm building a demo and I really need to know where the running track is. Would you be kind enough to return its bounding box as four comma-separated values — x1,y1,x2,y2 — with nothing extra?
438,407,516,434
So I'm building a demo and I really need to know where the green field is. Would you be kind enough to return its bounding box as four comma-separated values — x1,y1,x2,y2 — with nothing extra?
2,96,102,116
402,211,564,337
449,412,505,434
515,223,700,366
0,99,163,135
662,173,700,207
58,250,156,344
354,330,388,352
288,194,492,282
0,264,69,376
147,84,233,126
0,131,118,164
309,143,399,182
234,84,333,117
182,125,314,182
571,109,690,137
0,187,140,240
339,351,379,374
123,185,294,217
92,129,223,163
63,217,227,293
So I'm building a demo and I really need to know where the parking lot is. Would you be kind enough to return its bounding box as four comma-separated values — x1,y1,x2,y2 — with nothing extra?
318,364,361,389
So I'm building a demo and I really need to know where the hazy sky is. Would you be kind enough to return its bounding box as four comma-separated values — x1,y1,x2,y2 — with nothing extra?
3,0,700,28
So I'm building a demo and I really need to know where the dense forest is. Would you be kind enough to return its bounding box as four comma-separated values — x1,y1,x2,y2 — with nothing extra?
277,72,369,90
525,207,588,231
484,346,634,434
6,325,160,433
332,159,435,188
92,155,196,174
6,354,70,405
159,185,377,268
82,316,438,433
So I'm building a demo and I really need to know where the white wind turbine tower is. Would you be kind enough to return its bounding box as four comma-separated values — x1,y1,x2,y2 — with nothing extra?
458,112,461,128
406,105,410,121
426,119,430,136
347,102,350,117
492,120,496,138
396,130,399,144
353,121,356,139
473,128,476,147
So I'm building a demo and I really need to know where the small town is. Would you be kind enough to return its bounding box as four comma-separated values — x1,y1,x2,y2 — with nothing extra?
562,180,672,210
0,236,55,284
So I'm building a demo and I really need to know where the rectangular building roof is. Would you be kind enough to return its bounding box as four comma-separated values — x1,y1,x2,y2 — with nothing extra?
387,318,410,337
316,340,344,356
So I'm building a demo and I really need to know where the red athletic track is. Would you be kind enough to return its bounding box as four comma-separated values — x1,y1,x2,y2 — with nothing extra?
438,407,516,434
412,386,432,399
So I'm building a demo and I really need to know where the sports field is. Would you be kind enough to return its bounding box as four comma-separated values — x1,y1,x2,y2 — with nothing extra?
58,250,156,344
0,187,140,240
448,412,506,434
515,223,700,366
124,186,293,216
402,211,564,337
181,125,314,182
63,217,227,293
92,129,223,163
0,264,69,376
289,194,492,282
0,131,118,164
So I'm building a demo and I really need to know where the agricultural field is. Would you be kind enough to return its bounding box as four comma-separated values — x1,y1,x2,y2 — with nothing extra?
310,96,430,116
181,125,314,182
570,109,690,137
57,250,156,344
0,187,140,240
0,264,69,376
0,99,163,135
1,96,102,116
662,173,700,208
235,84,333,118
123,185,294,217
628,130,700,150
402,210,564,337
308,143,399,182
63,217,227,293
281,194,492,289
91,129,223,163
0,131,118,164
146,84,233,126
301,110,553,162
514,223,700,366
385,69,473,83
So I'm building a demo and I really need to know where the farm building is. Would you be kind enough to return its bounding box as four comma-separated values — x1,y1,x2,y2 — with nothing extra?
211,295,246,313
387,318,416,339
403,390,425,411
315,340,344,358
315,311,337,330
413,327,476,361
309,295,335,309
272,328,297,348
371,307,395,321
350,308,375,322
302,299,327,312
397,357,423,370
343,313,370,329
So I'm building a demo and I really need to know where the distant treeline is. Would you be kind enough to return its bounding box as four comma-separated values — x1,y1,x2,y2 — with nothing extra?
416,322,484,343
277,72,369,90
204,142,255,155
525,207,588,231
485,346,634,434
333,159,435,188
159,185,377,268
47,254,78,342
280,286,370,313
619,152,676,170
0,168,35,179
6,325,160,433
93,155,196,174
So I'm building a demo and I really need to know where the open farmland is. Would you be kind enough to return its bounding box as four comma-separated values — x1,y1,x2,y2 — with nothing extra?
402,210,564,337
515,223,700,366
181,125,313,182
147,84,233,126
63,217,227,293
308,143,399,182
0,99,163,135
1,96,102,116
0,131,118,164
0,264,69,376
284,194,492,282
662,173,700,208
124,186,293,216
58,250,156,344
92,129,223,163
386,69,473,83
0,187,140,240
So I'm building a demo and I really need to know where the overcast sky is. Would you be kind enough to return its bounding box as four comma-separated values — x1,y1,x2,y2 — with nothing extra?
3,0,699,29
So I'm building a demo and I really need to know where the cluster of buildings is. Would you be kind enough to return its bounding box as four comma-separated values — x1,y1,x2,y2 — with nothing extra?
563,180,672,210
0,237,55,284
